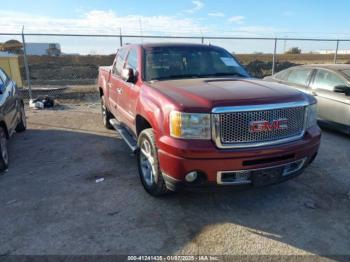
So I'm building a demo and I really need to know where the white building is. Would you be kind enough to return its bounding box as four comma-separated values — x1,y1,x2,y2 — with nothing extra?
25,43,61,56
316,49,350,55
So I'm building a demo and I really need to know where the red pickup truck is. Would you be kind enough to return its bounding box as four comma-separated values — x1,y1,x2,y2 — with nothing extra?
97,43,321,196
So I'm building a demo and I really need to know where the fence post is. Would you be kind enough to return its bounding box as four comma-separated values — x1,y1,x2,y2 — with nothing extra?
21,26,32,100
272,38,278,75
201,37,204,44
334,40,339,64
119,28,123,47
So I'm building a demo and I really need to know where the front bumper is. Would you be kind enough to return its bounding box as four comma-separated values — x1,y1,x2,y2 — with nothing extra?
157,126,321,191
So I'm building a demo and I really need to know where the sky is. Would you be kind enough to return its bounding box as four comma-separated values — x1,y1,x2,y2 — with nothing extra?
1,0,350,54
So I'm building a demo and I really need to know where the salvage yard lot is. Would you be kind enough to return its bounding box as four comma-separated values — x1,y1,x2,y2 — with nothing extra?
0,102,350,256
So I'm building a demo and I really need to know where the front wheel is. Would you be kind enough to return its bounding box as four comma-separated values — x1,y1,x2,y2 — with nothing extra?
0,127,9,172
137,128,170,196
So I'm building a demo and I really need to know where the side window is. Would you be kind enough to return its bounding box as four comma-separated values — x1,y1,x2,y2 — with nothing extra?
0,69,8,83
311,69,347,91
112,48,128,76
341,69,350,79
274,69,291,81
126,48,138,70
286,68,313,86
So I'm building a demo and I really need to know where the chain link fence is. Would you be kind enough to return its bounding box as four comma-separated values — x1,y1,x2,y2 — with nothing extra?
1,32,350,102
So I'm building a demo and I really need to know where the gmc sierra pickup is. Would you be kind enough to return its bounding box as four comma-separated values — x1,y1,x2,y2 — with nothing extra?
97,43,321,196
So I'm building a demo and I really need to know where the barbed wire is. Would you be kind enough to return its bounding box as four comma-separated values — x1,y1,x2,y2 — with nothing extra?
2,25,350,39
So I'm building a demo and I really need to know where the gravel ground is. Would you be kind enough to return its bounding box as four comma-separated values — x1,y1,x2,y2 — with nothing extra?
0,103,349,258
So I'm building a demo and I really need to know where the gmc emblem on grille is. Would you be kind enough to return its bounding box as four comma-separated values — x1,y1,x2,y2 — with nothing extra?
249,119,289,133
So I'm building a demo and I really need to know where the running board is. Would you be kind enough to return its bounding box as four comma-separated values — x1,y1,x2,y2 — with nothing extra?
109,119,138,153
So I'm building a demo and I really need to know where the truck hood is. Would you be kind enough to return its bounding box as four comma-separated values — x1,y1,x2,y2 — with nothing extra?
148,78,311,112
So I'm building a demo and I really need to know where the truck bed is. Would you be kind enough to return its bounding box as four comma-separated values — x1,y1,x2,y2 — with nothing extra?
99,66,112,72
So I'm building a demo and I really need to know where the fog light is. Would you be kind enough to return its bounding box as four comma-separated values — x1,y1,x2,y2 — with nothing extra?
185,171,198,183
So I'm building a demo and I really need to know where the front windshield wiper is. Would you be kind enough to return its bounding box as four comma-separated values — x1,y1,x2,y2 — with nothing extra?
200,72,248,78
149,74,202,81
149,72,247,81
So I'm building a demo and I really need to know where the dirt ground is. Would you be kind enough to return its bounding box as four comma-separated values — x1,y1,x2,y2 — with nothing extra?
0,100,350,257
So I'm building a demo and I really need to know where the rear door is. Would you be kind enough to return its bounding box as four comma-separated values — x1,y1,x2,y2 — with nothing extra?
107,48,128,118
116,47,140,133
310,69,350,126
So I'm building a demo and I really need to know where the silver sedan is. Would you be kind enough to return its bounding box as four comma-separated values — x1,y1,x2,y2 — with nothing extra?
264,64,350,133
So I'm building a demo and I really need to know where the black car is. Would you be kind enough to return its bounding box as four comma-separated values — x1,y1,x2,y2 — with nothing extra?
0,67,26,172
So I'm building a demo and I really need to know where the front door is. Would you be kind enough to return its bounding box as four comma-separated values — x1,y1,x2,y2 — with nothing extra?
310,69,350,126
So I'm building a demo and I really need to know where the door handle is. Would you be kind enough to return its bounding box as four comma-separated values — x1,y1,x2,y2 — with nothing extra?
116,88,122,94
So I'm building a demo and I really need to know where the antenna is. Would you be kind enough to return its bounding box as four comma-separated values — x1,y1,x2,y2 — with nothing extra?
200,29,204,44
139,18,144,43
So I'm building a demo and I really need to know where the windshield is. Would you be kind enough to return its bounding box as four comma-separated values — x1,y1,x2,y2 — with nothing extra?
143,46,249,81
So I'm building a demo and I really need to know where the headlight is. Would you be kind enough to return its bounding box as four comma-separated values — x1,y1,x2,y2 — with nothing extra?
306,103,318,129
169,111,211,139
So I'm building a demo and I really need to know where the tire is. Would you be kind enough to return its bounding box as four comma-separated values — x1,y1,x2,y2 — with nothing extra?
137,128,170,196
15,102,27,132
0,127,9,172
101,95,113,130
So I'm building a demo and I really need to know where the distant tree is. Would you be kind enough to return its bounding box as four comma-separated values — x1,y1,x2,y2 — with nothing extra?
285,47,301,54
0,40,23,54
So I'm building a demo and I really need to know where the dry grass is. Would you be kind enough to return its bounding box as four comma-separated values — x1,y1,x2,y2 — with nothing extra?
18,53,350,84
236,53,350,64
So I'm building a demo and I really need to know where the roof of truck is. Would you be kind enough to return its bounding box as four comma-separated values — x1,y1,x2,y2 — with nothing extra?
124,42,222,50
142,42,207,47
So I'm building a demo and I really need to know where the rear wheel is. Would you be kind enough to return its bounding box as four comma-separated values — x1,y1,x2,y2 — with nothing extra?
101,95,113,129
137,128,170,196
15,103,27,132
0,127,9,172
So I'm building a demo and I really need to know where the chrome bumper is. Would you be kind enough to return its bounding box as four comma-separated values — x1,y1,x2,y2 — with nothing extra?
217,158,307,185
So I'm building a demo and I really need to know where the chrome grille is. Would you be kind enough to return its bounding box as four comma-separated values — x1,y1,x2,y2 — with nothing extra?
216,106,306,147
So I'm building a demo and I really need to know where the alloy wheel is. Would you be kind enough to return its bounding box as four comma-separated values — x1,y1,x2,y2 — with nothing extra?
140,139,156,187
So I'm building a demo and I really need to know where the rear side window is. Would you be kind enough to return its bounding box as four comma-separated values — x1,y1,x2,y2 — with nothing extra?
311,69,347,91
126,48,138,70
113,48,128,76
286,68,313,86
274,69,291,81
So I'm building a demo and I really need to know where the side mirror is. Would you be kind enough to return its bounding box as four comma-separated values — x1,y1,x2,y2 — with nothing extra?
121,68,136,83
334,85,350,95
